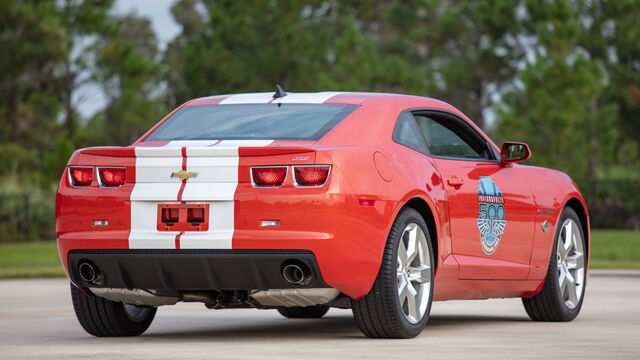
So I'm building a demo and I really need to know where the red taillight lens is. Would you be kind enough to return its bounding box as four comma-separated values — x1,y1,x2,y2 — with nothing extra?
187,208,205,223
294,165,330,187
98,167,126,187
161,208,179,224
251,167,287,187
70,167,93,186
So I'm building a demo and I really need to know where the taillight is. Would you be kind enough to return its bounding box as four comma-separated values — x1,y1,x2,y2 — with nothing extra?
98,167,126,187
251,167,287,187
69,167,93,187
294,165,330,187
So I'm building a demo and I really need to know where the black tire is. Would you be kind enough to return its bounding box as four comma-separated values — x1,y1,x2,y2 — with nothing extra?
522,207,587,321
70,284,157,337
277,305,330,318
351,207,435,338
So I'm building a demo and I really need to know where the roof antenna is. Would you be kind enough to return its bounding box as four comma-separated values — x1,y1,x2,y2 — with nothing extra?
273,84,288,99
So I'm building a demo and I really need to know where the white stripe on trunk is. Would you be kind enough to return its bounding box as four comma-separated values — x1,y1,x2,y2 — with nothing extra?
128,139,273,250
179,140,273,249
129,145,182,249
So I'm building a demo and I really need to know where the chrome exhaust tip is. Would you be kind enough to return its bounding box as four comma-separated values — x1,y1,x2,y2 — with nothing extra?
282,262,310,285
78,261,101,284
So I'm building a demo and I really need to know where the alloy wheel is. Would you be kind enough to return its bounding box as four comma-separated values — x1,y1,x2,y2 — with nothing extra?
556,219,586,309
396,223,432,324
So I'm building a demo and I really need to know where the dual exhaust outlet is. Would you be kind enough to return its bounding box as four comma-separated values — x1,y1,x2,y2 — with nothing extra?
281,261,312,286
78,261,102,285
77,260,312,287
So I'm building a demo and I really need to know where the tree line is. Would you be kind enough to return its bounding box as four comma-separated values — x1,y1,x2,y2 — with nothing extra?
1,0,638,190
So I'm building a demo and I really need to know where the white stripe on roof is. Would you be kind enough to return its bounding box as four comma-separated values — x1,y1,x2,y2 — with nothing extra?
218,92,343,104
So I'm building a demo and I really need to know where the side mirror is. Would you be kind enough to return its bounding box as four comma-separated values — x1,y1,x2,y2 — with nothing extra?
500,142,531,164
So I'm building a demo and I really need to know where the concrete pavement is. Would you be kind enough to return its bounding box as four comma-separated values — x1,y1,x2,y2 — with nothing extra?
0,273,638,359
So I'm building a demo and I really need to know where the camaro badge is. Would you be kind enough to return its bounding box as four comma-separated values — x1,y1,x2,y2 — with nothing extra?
476,176,506,255
171,170,197,180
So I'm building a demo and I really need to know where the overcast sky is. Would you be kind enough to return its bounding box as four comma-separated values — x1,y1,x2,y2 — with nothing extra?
78,0,179,117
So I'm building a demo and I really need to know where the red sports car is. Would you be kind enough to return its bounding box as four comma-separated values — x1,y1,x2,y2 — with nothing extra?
56,90,589,338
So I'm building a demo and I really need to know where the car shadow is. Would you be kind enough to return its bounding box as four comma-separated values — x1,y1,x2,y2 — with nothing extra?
142,313,530,341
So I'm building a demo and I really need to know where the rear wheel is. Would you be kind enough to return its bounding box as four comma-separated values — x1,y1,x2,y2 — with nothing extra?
277,305,329,319
522,207,587,321
351,208,434,338
70,284,156,336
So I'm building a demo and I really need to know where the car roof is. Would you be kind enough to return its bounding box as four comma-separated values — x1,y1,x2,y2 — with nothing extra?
184,91,456,109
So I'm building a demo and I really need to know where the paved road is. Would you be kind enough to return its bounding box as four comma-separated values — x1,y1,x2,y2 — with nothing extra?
0,273,638,359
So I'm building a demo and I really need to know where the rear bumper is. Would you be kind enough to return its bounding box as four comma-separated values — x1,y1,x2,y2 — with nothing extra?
68,249,328,291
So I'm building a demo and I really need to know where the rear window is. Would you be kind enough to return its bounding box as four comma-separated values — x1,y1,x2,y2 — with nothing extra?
145,103,358,141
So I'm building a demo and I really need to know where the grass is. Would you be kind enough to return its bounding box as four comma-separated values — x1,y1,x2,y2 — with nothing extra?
0,230,637,278
0,241,64,278
589,230,640,269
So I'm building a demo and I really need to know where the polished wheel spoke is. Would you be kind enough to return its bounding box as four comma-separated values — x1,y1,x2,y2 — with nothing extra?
405,224,419,265
566,252,585,270
556,218,585,310
396,222,432,324
406,291,419,321
558,267,568,289
408,264,431,284
397,275,408,301
566,277,579,306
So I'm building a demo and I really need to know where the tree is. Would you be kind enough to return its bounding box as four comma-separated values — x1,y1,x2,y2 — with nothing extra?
578,0,640,176
383,0,526,129
87,13,167,145
165,0,393,106
59,0,113,138
496,0,640,180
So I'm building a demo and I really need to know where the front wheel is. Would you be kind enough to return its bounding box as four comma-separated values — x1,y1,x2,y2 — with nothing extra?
70,284,156,336
277,305,329,318
522,207,587,321
351,208,435,338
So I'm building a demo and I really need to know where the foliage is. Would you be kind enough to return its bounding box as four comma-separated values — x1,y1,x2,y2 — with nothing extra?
496,0,627,179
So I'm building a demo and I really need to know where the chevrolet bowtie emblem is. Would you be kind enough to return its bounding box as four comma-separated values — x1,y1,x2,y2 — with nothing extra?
171,170,198,180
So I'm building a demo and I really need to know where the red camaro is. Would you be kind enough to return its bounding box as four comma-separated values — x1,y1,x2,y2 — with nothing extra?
56,90,589,338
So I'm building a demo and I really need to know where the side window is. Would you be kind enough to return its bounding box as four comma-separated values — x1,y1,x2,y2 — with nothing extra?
413,114,493,159
393,112,428,154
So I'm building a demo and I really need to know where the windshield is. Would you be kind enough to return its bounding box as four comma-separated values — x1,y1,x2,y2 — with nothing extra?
145,103,358,141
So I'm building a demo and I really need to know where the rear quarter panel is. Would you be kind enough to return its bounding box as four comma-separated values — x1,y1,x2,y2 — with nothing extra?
319,98,453,295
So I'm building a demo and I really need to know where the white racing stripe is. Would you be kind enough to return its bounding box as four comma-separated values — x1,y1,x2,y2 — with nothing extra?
128,139,274,250
272,92,342,104
218,93,275,104
218,92,343,104
179,139,273,249
129,145,181,249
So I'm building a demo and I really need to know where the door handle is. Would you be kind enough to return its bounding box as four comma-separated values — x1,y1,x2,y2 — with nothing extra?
447,176,464,187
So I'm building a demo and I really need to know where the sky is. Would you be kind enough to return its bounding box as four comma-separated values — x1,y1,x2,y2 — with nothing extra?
77,0,179,118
